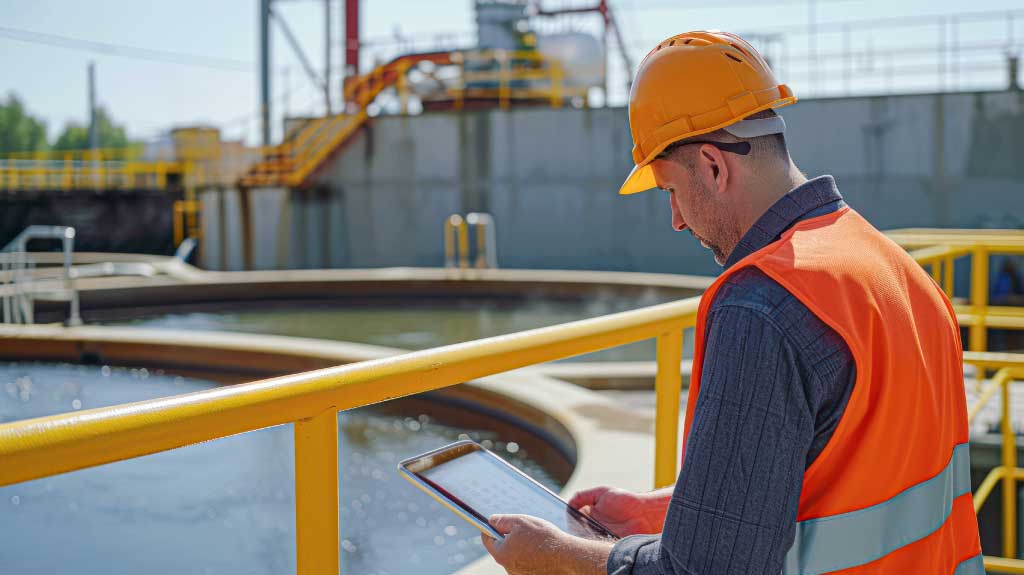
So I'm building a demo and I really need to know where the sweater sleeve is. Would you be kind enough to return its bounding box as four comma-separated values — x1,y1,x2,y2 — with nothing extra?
605,302,818,574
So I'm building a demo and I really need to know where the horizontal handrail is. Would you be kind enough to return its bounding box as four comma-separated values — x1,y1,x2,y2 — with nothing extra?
907,244,971,266
0,296,699,487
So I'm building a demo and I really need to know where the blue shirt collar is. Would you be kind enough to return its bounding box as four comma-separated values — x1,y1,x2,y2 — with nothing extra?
725,175,845,269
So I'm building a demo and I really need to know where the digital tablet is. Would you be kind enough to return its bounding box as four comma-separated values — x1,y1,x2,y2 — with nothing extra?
398,440,618,541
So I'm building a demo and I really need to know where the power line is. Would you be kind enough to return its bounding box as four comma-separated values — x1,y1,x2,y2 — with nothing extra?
0,25,254,72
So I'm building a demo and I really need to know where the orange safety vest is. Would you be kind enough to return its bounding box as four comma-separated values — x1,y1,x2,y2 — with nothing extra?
681,207,982,574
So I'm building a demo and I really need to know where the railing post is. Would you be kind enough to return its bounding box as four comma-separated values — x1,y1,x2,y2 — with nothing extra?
498,50,510,110
970,246,989,352
654,329,683,489
1002,373,1017,558
456,52,466,110
550,62,563,108
943,254,955,298
173,202,184,247
295,409,340,575
397,61,410,115
63,154,72,190
457,217,470,270
62,228,81,327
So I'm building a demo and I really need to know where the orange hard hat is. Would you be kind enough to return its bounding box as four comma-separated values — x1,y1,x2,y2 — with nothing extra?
619,31,796,195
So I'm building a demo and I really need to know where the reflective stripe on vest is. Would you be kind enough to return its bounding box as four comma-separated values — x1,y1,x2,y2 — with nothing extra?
783,443,974,575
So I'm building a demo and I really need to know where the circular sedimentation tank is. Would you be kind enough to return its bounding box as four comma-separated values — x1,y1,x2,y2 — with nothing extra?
0,362,569,574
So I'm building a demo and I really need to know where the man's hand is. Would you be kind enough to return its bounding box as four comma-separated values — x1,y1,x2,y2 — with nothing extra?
481,514,613,575
568,486,671,537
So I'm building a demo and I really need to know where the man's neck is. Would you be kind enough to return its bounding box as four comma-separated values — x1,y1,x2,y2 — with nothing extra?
738,160,807,237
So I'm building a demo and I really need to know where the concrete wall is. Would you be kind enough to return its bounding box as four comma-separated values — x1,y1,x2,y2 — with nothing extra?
204,90,1024,276
2,189,180,255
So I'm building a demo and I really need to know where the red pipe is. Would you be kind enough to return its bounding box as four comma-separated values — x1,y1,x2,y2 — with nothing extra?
345,0,359,76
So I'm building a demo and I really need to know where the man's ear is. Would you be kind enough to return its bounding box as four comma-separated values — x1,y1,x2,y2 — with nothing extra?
699,145,730,195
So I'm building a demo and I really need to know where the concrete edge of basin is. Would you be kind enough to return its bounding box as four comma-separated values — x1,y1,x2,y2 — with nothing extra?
41,266,710,319
0,324,657,575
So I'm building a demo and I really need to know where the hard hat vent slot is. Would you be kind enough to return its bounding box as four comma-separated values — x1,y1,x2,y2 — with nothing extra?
724,53,744,63
728,43,753,59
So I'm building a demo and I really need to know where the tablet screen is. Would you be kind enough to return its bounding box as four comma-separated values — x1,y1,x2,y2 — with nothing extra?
414,447,616,540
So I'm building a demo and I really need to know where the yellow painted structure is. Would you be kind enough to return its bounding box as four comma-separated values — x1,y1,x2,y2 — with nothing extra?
891,230,1024,354
0,50,580,194
0,230,1022,572
172,199,201,246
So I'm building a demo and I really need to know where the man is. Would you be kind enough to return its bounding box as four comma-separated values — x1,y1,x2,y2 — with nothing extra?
482,30,982,574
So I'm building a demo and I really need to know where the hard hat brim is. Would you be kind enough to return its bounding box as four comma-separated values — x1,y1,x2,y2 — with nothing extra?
619,162,658,195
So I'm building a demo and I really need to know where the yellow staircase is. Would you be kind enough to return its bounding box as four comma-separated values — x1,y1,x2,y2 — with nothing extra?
238,54,434,189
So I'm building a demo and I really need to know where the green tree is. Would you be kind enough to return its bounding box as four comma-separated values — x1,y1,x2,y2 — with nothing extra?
0,93,48,154
53,107,130,151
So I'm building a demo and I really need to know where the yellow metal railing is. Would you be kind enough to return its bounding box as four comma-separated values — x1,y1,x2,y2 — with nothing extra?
0,156,186,192
0,297,699,574
892,229,1024,354
0,228,1020,573
963,358,1024,573
449,49,581,111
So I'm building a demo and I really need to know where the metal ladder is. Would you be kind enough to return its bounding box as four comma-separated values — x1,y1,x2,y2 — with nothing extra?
0,225,81,326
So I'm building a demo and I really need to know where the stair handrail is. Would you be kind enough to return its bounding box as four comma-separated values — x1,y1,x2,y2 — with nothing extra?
0,225,81,326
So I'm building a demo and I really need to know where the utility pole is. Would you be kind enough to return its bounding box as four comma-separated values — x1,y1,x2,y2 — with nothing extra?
325,0,332,114
808,0,817,96
260,0,272,147
600,0,609,106
284,66,291,118
88,61,99,152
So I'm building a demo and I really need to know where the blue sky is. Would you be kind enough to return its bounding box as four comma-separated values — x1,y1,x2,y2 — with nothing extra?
1,0,1020,145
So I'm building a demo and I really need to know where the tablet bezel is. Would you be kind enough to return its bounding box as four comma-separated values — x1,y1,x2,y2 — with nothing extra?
397,439,617,542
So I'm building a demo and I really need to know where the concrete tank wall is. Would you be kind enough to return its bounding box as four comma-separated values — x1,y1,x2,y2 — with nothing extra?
204,90,1024,276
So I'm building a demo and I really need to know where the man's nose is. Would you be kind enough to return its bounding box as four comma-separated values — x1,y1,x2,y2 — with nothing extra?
670,194,688,231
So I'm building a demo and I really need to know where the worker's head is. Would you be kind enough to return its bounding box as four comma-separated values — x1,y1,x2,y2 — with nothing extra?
619,31,799,265
652,108,795,264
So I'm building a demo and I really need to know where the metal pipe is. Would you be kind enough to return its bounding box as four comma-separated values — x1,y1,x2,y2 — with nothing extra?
808,0,817,96
324,0,332,114
87,62,98,152
654,329,684,488
260,0,272,146
295,409,340,575
843,24,851,95
466,212,498,269
457,216,470,269
943,255,955,298
444,214,463,268
938,17,947,92
970,247,989,352
1003,373,1017,558
62,227,81,326
344,0,359,77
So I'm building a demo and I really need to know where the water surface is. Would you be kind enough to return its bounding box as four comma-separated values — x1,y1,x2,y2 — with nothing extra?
109,295,692,361
0,362,560,575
